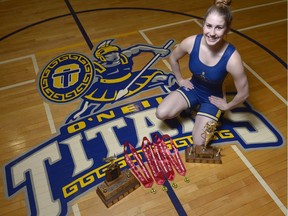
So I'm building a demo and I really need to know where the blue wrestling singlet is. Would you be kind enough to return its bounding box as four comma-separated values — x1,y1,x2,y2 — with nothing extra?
177,34,236,120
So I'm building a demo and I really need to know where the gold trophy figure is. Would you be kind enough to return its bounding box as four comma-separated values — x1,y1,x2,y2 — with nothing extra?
202,121,218,150
96,154,140,207
102,155,121,182
185,121,222,164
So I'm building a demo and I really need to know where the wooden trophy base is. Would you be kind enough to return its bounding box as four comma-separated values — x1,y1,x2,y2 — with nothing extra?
185,145,222,164
96,169,141,208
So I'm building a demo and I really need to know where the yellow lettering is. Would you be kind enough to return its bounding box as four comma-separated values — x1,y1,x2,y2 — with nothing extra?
173,136,193,147
96,111,115,122
121,104,138,114
79,174,95,187
141,100,151,108
62,183,79,198
218,130,234,139
67,121,86,134
156,96,163,104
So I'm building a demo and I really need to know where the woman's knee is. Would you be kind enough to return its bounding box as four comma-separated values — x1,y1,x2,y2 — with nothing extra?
155,108,163,120
155,91,187,120
155,107,169,120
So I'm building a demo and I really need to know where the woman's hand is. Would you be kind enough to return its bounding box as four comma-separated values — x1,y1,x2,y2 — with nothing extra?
209,95,229,111
178,78,193,89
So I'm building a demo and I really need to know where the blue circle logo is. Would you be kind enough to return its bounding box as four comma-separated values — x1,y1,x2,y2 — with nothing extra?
38,53,94,103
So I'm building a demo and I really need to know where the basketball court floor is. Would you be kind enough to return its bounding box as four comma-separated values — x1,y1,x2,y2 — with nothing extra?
0,0,287,215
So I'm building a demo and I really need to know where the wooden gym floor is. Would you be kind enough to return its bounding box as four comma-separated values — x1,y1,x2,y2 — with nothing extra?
0,0,287,215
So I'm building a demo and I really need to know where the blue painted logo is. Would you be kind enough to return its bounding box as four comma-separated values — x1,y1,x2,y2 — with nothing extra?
3,39,284,215
38,53,94,103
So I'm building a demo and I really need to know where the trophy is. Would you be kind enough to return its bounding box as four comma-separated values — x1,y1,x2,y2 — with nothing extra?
96,154,141,207
185,121,222,164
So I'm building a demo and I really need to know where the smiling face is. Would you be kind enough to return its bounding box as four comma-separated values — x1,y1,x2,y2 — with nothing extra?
203,12,228,46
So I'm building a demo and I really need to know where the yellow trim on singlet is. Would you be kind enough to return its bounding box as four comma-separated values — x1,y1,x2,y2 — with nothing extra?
176,89,191,107
197,112,219,121
215,109,222,119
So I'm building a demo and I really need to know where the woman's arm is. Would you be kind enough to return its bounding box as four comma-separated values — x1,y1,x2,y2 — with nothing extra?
169,36,196,89
209,50,249,110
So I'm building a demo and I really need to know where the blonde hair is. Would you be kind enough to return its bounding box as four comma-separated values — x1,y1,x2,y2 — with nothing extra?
215,0,232,8
204,0,233,28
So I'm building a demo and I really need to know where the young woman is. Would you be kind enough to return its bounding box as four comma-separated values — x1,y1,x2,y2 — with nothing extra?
156,0,249,146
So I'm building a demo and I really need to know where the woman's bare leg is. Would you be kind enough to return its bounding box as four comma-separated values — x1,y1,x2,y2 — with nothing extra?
156,91,188,120
192,115,217,146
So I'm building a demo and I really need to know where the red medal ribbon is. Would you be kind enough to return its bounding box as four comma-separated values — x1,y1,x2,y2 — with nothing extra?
124,135,187,189
124,142,154,188
153,134,186,178
153,135,175,181
141,137,165,185
161,134,186,176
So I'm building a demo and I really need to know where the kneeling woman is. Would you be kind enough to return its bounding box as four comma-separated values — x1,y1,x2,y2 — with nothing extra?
156,0,249,146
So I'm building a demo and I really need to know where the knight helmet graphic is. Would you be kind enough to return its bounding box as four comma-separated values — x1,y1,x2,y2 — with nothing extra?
64,39,179,123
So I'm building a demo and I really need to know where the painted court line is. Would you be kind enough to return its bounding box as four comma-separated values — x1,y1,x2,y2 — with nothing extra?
232,0,286,13
43,102,57,134
237,19,287,32
31,54,39,75
231,145,287,215
0,55,57,135
72,203,81,216
32,54,57,135
243,62,287,105
0,54,35,64
1,55,57,135
0,54,38,91
140,18,196,32
0,79,35,91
